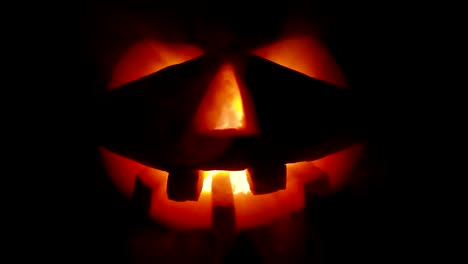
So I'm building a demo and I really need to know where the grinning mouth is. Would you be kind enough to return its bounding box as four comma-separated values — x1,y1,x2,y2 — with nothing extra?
99,143,364,230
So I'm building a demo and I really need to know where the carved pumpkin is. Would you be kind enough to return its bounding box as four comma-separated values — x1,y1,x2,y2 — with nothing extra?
94,12,368,231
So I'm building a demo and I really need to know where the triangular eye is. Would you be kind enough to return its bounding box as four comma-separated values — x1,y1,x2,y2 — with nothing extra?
193,63,259,136
252,35,348,89
109,40,204,89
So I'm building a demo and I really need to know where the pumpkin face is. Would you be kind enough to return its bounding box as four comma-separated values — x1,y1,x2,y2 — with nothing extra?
96,14,367,230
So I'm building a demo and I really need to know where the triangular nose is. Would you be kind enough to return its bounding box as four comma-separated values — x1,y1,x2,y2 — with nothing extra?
194,62,258,135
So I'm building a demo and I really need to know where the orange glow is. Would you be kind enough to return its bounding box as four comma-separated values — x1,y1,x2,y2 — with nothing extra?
252,36,348,89
99,143,363,230
312,143,365,190
99,146,146,198
231,170,305,229
101,35,365,231
193,63,258,135
207,64,245,130
201,170,250,195
199,64,245,130
109,40,203,89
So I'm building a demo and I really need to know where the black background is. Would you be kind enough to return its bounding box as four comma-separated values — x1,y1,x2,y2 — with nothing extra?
17,0,440,263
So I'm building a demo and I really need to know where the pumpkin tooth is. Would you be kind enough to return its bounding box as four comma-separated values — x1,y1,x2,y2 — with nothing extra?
131,176,152,214
166,169,203,202
247,163,286,195
211,173,236,252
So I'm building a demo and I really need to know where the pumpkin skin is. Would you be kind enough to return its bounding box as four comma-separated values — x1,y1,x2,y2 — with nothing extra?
90,8,369,230
99,53,365,171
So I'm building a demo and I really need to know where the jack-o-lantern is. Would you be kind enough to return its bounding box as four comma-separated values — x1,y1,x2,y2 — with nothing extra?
95,13,368,234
